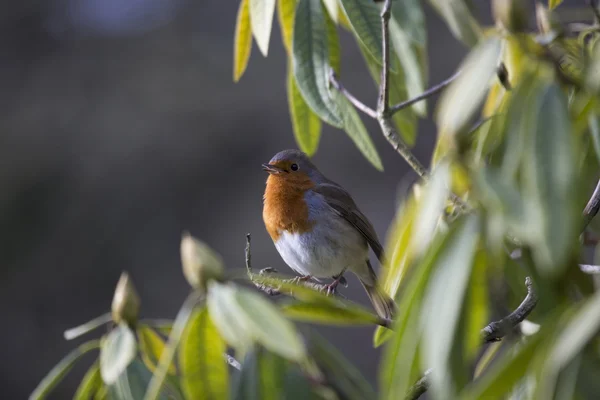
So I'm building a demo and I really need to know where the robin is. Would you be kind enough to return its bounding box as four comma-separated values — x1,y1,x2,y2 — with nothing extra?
262,149,395,321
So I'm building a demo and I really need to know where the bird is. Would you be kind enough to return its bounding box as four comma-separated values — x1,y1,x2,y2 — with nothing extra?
261,149,395,321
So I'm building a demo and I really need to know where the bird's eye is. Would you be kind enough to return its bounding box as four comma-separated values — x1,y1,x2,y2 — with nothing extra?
290,163,299,171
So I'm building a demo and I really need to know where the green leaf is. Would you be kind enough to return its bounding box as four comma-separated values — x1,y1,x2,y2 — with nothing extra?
380,219,466,399
281,299,382,326
422,215,480,398
464,251,489,360
29,340,100,400
338,0,383,66
232,347,289,400
287,61,321,156
277,0,296,54
137,326,176,376
436,37,502,136
389,15,425,116
357,41,416,146
522,83,577,277
588,115,600,165
548,0,564,10
74,361,102,400
179,307,229,400
249,0,276,56
100,323,138,385
331,88,384,171
208,282,306,362
64,313,112,341
325,8,341,76
427,0,482,47
323,0,338,23
234,0,253,81
110,359,171,400
293,0,342,127
308,332,376,400
391,0,426,47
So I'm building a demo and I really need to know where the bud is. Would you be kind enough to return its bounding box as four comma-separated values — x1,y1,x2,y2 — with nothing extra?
111,272,141,325
535,3,562,37
181,232,224,291
492,0,528,33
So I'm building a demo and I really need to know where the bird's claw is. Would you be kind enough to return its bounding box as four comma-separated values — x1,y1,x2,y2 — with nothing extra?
259,267,278,275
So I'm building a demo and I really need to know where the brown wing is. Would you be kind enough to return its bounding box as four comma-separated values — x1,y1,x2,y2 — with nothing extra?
313,182,385,262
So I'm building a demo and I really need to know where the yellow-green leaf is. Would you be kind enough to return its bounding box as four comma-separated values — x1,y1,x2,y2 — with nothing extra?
548,0,564,10
281,300,382,326
137,326,176,376
179,307,229,400
30,340,100,400
249,0,277,56
277,0,296,54
325,8,341,76
331,87,383,171
287,61,322,156
323,0,338,23
234,0,253,82
74,361,103,400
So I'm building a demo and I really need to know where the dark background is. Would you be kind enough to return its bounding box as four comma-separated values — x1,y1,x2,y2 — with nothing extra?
0,0,585,398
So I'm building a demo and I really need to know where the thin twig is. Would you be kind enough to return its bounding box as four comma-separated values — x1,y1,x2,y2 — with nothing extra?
481,277,538,342
377,0,393,115
583,179,600,230
330,70,377,118
389,70,461,115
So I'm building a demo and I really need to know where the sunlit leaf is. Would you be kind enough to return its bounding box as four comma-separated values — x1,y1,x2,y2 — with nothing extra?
548,0,564,9
73,361,103,400
287,61,322,155
338,0,383,66
100,323,138,385
357,41,416,146
30,340,100,400
309,331,376,400
323,0,338,23
277,0,296,54
249,0,276,56
179,307,228,400
331,88,383,171
436,37,502,136
234,0,253,82
281,299,382,326
293,0,342,127
427,0,482,47
137,326,176,376
422,215,480,398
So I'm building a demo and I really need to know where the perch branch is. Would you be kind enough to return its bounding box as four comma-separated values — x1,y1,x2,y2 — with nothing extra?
406,277,537,400
329,70,377,118
389,70,461,115
583,179,600,230
377,0,392,115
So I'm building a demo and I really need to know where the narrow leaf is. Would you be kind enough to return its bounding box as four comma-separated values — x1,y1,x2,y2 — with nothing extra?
100,323,138,385
549,0,564,10
234,0,253,82
277,0,296,54
338,0,383,65
249,0,276,56
30,340,100,400
137,326,176,376
281,299,381,326
325,8,341,76
64,313,112,341
287,61,321,155
427,0,482,47
293,0,342,127
74,361,103,400
323,0,338,23
331,88,383,171
436,37,502,136
391,0,426,47
179,307,229,400
111,359,170,400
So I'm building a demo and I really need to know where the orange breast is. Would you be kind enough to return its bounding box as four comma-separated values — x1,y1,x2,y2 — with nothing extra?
262,175,315,241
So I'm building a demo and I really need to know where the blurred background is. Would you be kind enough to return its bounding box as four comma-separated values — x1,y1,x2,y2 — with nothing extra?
0,0,505,397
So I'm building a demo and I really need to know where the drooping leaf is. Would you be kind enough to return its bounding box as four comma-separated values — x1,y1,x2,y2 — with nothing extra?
179,307,229,400
277,0,296,54
463,250,490,360
110,359,170,400
325,8,341,76
293,0,342,127
331,88,383,171
357,41,416,146
323,0,338,23
548,0,564,9
281,299,382,326
100,323,138,385
287,61,322,155
249,0,277,56
436,37,502,136
64,313,112,341
588,115,600,165
422,215,480,398
234,0,253,82
232,347,289,400
74,361,103,400
338,0,383,66
137,326,176,376
427,0,482,47
522,83,578,277
390,0,426,47
29,340,100,400
308,331,376,400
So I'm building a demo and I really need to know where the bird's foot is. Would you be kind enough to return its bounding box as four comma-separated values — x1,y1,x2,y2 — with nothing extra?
325,275,344,296
290,275,312,285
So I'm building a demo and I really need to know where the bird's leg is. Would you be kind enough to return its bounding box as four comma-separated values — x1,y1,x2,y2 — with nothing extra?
290,275,312,285
326,270,347,296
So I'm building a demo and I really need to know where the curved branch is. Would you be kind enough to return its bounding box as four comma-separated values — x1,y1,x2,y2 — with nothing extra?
583,179,600,230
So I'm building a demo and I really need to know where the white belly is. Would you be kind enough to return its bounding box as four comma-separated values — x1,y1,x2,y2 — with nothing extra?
274,215,368,278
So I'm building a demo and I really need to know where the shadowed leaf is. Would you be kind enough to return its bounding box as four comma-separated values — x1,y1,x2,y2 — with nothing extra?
287,61,322,155
338,0,384,66
427,0,482,47
74,361,102,400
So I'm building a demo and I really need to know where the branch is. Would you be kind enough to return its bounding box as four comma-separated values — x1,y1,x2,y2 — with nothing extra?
389,70,461,115
481,277,538,342
583,179,600,230
406,277,537,400
377,0,392,115
329,70,377,118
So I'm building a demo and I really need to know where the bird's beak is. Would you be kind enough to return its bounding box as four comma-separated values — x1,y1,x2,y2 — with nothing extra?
262,163,286,174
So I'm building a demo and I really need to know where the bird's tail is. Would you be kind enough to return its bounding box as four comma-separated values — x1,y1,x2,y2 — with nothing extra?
360,280,396,322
